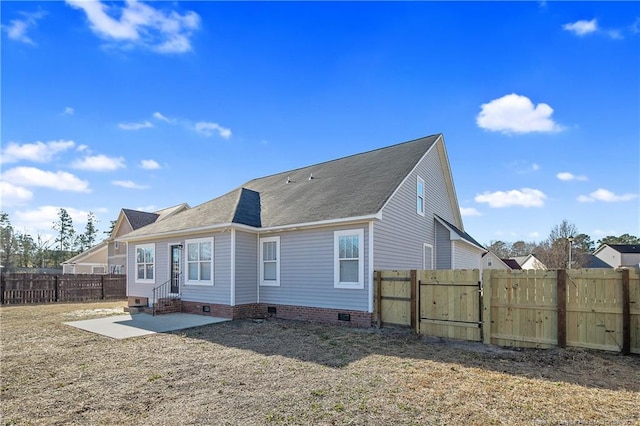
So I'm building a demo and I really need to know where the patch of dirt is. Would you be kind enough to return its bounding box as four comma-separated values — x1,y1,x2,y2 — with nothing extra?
1,302,639,425
63,307,125,318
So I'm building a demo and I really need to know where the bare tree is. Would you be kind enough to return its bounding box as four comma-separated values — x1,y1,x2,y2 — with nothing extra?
536,220,579,269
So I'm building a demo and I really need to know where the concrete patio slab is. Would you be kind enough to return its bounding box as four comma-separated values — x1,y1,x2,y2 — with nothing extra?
64,313,229,339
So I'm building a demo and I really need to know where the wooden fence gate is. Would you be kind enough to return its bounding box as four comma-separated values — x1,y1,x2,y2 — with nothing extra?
418,269,482,341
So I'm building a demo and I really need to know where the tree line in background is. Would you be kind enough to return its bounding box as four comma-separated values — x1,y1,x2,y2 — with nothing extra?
486,219,640,269
1,212,638,272
0,209,110,272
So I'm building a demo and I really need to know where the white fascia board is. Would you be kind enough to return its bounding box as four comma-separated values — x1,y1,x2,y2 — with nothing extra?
258,213,382,233
434,215,485,252
118,214,382,242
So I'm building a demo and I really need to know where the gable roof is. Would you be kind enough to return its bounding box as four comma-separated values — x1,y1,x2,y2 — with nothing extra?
501,258,522,270
123,134,452,239
122,209,160,230
434,215,485,251
61,240,108,265
596,244,640,254
583,254,613,268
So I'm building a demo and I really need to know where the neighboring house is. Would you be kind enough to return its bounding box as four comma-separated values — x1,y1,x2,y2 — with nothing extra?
582,254,614,269
511,254,547,270
62,241,108,274
107,204,189,275
593,244,640,268
482,252,521,270
119,134,486,326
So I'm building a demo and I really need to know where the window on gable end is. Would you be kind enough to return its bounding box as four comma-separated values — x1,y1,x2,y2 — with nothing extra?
417,176,425,216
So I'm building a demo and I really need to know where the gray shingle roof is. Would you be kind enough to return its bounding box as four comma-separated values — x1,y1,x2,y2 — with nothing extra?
122,209,160,230
606,244,640,254
123,135,441,238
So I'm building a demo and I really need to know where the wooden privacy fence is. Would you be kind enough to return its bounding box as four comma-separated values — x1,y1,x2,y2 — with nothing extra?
374,268,639,355
0,273,126,305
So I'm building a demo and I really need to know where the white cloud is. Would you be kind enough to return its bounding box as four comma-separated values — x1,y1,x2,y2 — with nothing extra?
2,167,90,192
112,180,149,189
77,144,89,152
528,232,540,239
152,111,174,123
63,106,75,116
194,121,232,139
476,93,564,134
65,0,200,54
0,182,33,206
71,154,125,171
460,207,482,217
2,10,47,45
118,120,153,130
13,205,91,236
531,163,540,171
475,188,546,208
1,140,76,164
557,172,588,181
563,19,598,36
140,159,160,170
577,188,637,203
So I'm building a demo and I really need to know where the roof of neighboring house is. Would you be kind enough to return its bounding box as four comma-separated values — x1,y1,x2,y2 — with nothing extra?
123,134,460,239
501,258,522,269
583,254,613,268
61,240,108,265
434,215,486,251
600,244,640,254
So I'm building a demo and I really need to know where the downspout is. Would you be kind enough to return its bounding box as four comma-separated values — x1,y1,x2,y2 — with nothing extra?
368,221,374,313
230,229,236,307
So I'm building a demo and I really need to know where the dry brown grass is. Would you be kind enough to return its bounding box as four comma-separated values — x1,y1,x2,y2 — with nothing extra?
1,301,638,425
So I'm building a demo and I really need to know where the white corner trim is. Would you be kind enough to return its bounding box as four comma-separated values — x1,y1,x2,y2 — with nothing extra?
368,221,374,313
230,229,236,306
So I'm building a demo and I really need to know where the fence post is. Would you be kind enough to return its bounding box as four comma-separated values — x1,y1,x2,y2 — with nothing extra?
101,275,105,300
0,273,4,305
54,275,59,302
557,269,567,348
410,270,417,333
621,268,631,355
375,271,382,328
482,270,492,345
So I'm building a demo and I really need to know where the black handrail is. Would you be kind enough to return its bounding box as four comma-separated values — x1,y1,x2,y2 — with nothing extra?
151,278,180,316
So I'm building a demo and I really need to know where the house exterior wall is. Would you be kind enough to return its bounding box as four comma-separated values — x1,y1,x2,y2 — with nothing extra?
258,223,370,312
435,220,452,269
234,230,258,305
452,241,482,269
374,143,457,270
594,246,620,267
127,231,232,305
109,220,133,274
521,256,546,270
483,252,508,270
620,253,640,267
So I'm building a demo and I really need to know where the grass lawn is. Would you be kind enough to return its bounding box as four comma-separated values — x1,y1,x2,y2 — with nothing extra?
1,301,638,425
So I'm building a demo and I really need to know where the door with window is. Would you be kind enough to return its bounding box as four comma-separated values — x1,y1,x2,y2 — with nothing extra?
170,244,182,294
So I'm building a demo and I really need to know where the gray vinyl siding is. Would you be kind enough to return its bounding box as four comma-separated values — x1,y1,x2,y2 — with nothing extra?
452,241,482,269
435,221,452,269
259,224,369,312
235,231,258,305
127,232,232,305
374,142,457,270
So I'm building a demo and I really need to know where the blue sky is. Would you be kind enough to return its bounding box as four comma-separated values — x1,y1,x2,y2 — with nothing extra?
1,1,639,246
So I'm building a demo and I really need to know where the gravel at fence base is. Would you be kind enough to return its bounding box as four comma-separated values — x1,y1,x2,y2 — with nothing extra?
1,301,639,425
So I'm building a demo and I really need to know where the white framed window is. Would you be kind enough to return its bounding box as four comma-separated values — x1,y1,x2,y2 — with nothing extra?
334,229,365,289
417,176,425,216
423,243,433,270
260,236,280,286
135,244,155,283
185,237,213,285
